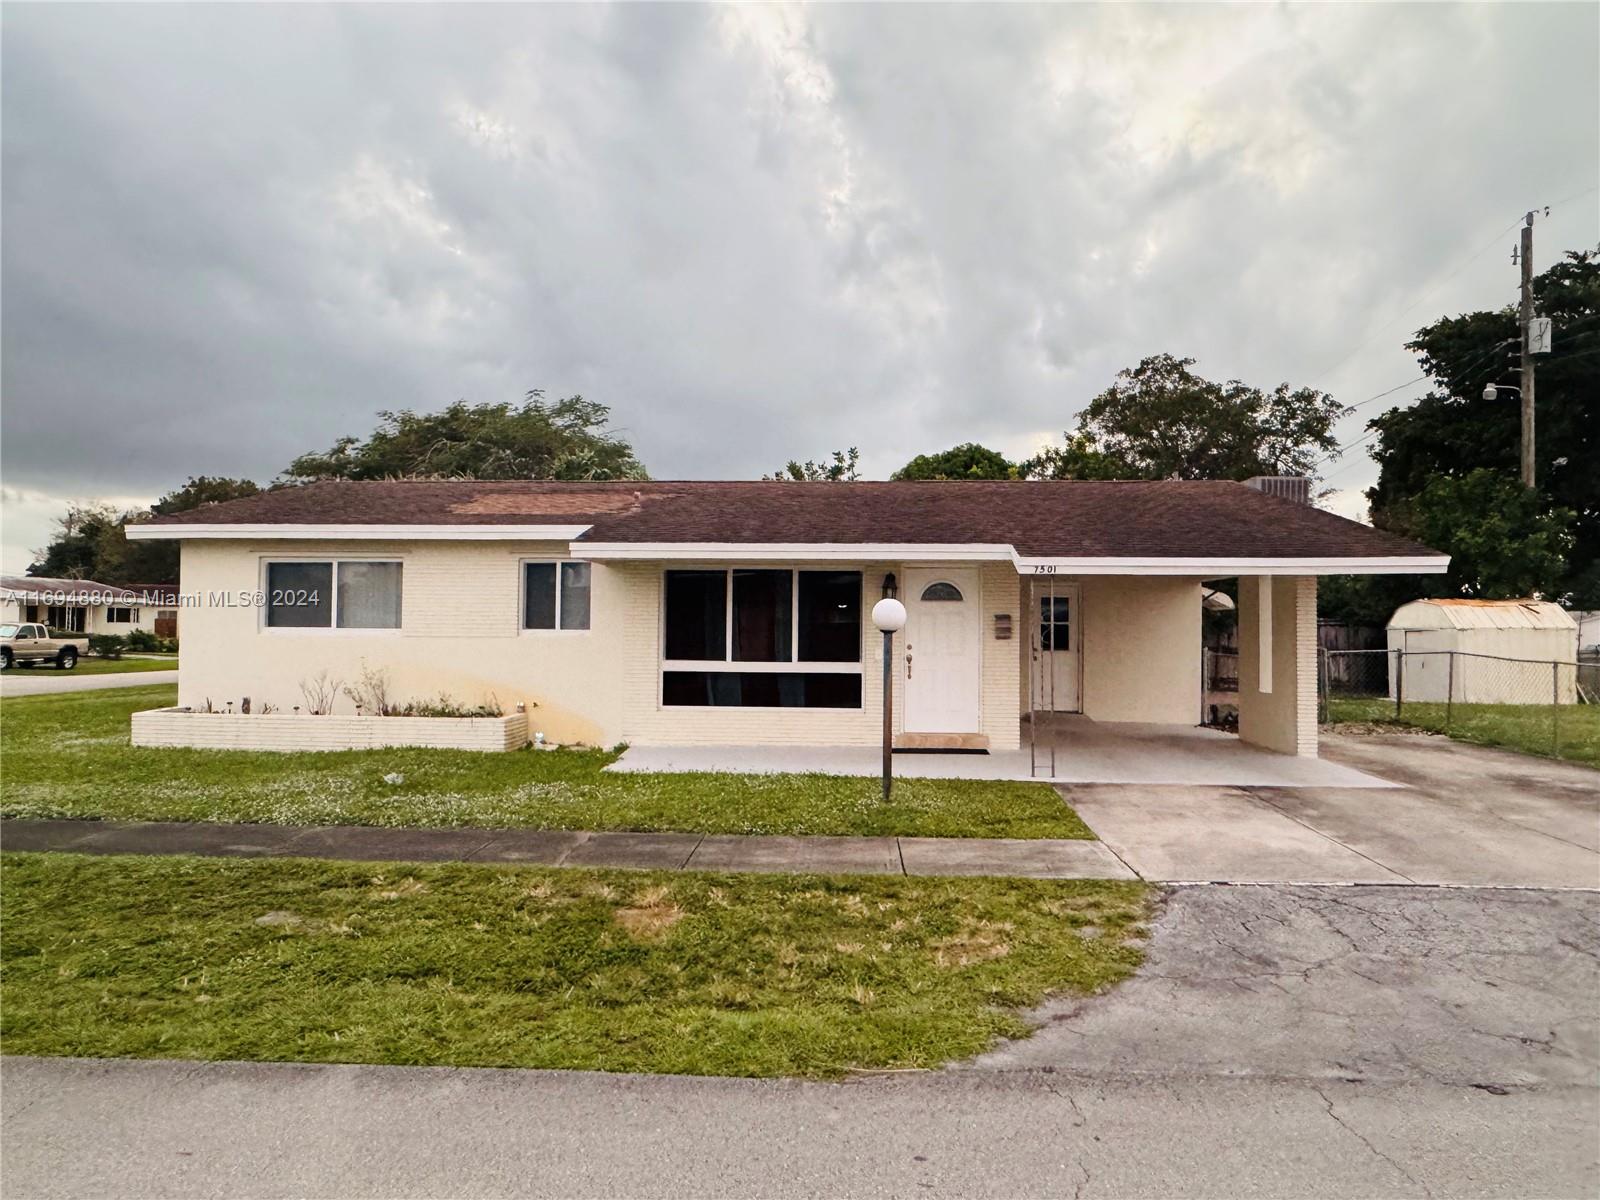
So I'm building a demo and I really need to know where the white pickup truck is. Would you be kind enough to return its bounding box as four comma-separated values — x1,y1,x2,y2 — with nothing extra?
0,623,86,670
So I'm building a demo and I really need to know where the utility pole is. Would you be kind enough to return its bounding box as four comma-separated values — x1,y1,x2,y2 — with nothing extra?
1519,211,1536,489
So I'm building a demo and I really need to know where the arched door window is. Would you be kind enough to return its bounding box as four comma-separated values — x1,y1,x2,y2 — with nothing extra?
919,581,964,602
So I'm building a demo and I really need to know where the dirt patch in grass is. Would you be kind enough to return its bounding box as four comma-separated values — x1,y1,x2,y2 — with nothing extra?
0,852,1150,1078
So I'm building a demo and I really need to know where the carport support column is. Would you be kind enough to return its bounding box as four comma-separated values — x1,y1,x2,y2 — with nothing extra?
1237,576,1318,757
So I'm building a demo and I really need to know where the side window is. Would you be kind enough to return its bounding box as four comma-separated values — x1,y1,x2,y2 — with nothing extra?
523,561,591,631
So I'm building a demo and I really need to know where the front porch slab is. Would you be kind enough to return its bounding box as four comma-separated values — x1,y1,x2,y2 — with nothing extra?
609,721,1400,789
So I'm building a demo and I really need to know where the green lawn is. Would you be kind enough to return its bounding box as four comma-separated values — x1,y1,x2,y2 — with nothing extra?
1327,697,1599,768
0,852,1148,1078
6,656,176,676
71,657,179,676
0,686,1091,839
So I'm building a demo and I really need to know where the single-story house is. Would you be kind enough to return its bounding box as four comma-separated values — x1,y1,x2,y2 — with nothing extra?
127,476,1446,758
0,575,173,638
1387,598,1579,705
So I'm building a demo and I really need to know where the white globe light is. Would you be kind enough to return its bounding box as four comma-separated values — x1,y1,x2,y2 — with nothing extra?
1482,384,1497,402
871,597,907,633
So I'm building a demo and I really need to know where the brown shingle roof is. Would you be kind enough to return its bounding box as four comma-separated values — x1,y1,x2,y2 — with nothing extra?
140,479,1437,561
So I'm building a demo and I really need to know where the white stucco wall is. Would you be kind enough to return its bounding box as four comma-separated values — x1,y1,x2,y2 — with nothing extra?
1079,576,1203,724
1238,575,1317,756
176,543,1024,749
178,539,626,746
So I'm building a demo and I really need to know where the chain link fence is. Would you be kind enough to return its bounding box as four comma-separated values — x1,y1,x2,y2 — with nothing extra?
1321,647,1594,761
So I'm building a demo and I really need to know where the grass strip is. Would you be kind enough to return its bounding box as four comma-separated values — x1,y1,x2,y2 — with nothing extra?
1,852,1148,1078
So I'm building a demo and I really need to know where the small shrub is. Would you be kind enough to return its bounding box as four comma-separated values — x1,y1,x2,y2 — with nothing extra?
344,662,396,715
124,629,176,653
87,634,125,660
298,670,342,716
387,692,504,718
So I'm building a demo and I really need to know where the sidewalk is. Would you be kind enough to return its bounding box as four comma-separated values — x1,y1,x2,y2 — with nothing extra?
0,818,1134,880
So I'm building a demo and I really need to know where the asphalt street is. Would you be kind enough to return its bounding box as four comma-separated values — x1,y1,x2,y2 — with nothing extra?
0,669,178,696
4,884,1595,1199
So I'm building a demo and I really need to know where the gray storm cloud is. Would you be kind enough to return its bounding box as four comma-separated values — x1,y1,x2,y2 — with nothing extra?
2,3,1596,569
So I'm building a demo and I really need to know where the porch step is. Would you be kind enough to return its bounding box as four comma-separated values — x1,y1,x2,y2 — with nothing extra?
893,732,990,754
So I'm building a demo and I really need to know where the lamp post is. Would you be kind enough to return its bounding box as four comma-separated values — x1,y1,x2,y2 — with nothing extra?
870,595,907,802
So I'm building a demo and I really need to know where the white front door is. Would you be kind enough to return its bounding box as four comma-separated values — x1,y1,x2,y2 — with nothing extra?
1031,585,1081,712
903,568,982,732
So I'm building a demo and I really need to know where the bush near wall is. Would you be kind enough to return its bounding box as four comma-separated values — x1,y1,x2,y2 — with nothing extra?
124,629,178,653
87,634,125,659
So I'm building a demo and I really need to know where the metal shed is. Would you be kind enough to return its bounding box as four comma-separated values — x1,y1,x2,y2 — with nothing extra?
1387,599,1578,705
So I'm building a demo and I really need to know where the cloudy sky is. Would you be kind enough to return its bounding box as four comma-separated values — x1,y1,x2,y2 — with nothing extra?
2,3,1596,573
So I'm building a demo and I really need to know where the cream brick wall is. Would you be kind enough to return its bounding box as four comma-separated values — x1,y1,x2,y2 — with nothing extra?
1238,575,1317,756
178,545,1027,749
1079,576,1202,724
177,540,625,746
132,707,527,751
618,561,1021,748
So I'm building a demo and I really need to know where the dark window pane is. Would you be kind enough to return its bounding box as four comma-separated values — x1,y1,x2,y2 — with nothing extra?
798,571,861,662
524,563,556,629
733,569,792,662
267,562,332,628
560,562,591,630
1038,596,1070,650
919,581,963,601
665,571,727,660
662,671,861,708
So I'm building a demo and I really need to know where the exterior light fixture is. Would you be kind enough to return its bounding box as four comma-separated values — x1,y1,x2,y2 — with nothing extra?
1483,384,1497,402
881,573,898,600
870,597,908,801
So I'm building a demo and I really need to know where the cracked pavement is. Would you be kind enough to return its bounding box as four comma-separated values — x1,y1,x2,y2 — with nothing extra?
5,884,1597,1198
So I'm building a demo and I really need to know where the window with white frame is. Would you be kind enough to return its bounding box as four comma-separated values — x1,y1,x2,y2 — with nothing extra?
264,560,402,629
661,568,862,708
523,561,591,631
106,607,139,624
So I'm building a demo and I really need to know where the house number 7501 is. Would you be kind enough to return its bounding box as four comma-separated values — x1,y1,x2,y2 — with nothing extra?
1032,565,1057,574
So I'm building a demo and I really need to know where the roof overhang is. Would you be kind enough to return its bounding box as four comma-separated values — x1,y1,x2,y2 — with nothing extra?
1013,555,1451,576
124,523,593,541
577,542,1016,562
582,543,1450,575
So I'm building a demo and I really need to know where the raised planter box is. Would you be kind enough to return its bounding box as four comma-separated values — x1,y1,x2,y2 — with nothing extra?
131,707,528,752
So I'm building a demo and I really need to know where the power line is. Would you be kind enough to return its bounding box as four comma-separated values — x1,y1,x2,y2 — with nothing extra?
1307,186,1599,389
1318,343,1600,486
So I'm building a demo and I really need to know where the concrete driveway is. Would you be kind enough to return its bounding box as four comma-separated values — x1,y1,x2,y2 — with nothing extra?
0,669,177,696
1066,731,1599,888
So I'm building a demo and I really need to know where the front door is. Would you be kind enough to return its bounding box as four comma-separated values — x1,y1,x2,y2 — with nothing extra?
903,568,982,732
1031,584,1081,712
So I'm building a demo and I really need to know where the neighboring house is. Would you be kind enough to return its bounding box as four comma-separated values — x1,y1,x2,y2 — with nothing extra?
121,583,182,638
1387,598,1579,705
127,477,1447,756
0,575,168,638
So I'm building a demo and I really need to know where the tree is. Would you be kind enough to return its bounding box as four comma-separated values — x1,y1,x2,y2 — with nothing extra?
765,447,860,482
283,391,647,482
151,475,260,515
1024,354,1347,481
30,477,261,584
1321,469,1576,625
28,504,121,580
891,443,1017,480
1360,249,1599,607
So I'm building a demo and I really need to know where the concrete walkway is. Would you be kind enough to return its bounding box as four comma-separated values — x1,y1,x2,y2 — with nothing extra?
0,669,177,696
0,818,1134,880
